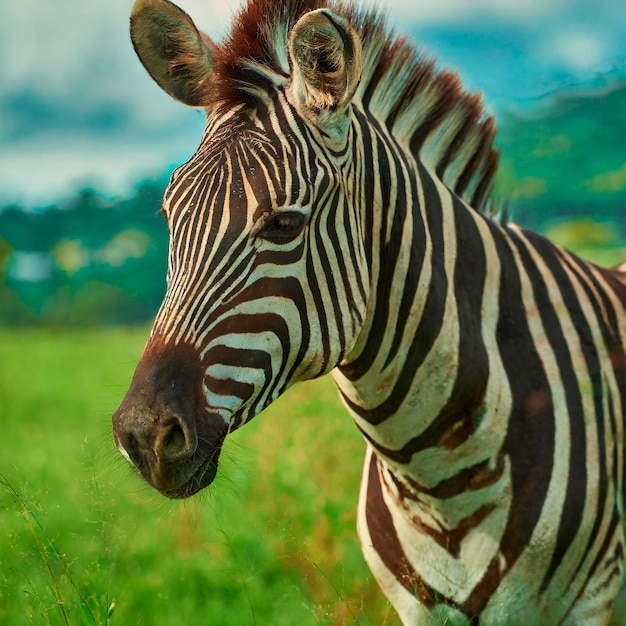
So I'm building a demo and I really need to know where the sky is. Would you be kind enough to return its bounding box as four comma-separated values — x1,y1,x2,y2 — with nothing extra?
1,0,626,208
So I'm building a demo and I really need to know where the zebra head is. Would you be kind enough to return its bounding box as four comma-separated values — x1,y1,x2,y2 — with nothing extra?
112,0,369,498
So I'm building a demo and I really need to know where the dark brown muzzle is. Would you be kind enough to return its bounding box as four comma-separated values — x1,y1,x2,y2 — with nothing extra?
112,340,225,498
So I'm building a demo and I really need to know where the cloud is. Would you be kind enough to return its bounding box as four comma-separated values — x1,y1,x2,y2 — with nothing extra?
383,0,566,25
549,31,609,71
0,133,200,207
0,0,212,205
171,0,241,36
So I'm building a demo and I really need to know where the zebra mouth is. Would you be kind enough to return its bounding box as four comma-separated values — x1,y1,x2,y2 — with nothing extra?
161,459,219,499
159,440,223,499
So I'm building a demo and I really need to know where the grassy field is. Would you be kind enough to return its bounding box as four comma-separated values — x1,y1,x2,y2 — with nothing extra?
0,328,398,625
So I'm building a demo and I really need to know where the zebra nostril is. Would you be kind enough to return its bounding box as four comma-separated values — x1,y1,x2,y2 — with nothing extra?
160,420,195,462
165,423,185,453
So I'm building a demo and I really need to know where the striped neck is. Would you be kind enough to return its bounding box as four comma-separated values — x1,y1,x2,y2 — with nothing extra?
332,110,510,488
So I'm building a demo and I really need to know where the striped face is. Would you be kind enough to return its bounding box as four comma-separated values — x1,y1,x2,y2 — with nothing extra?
112,99,368,497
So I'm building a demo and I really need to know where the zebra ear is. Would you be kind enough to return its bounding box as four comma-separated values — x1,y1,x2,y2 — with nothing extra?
130,0,216,107
288,10,362,137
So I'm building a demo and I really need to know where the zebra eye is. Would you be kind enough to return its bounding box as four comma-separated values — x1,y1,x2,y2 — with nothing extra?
258,211,306,243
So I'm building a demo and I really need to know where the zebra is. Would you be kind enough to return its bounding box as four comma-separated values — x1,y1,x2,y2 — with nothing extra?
112,0,626,622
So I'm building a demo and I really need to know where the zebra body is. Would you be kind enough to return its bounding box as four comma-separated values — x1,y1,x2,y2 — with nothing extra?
112,0,626,622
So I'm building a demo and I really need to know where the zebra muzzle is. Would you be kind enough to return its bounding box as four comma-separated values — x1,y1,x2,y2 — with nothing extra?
111,341,225,498
113,404,197,472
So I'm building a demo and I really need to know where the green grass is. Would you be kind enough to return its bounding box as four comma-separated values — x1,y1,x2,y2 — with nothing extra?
0,328,398,626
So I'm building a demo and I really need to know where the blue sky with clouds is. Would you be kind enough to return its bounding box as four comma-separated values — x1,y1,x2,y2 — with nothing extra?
1,0,625,207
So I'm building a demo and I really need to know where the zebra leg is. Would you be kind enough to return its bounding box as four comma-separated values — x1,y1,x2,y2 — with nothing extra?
564,599,616,626
358,445,450,624
562,544,625,626
356,451,479,625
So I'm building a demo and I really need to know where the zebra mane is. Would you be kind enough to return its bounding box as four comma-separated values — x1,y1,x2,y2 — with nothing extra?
212,0,499,211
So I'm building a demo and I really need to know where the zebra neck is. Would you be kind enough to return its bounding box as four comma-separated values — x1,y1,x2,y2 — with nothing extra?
333,167,511,493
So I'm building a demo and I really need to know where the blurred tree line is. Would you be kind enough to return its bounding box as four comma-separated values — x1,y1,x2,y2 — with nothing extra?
494,80,626,268
0,182,169,325
1,82,625,326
